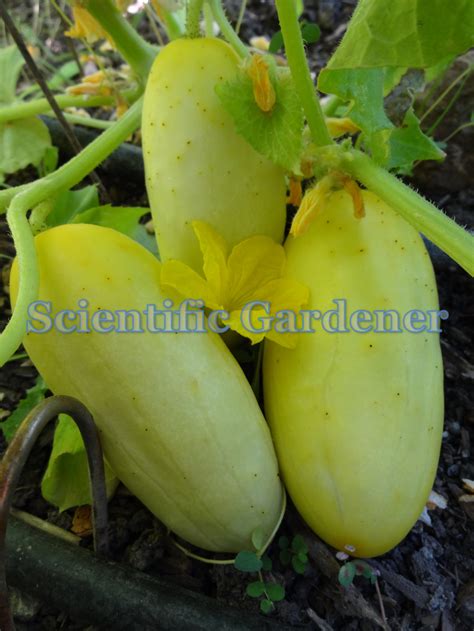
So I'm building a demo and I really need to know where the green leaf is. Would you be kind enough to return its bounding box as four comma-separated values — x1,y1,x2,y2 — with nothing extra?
246,581,266,598
266,583,285,602
72,204,149,238
251,526,266,552
260,599,274,615
1,377,47,442
338,562,356,587
291,556,307,575
0,117,52,182
387,107,445,173
132,223,160,257
216,66,304,171
319,67,393,163
291,534,308,555
47,185,99,228
41,414,118,512
234,551,263,573
295,0,304,17
301,22,320,45
39,145,59,177
269,31,284,54
0,45,24,104
48,60,81,91
353,560,377,582
323,0,474,71
261,554,273,572
279,549,292,566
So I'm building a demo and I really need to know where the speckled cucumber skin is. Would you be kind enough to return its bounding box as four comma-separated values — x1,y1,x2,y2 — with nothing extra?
263,191,444,557
142,37,286,270
10,224,283,552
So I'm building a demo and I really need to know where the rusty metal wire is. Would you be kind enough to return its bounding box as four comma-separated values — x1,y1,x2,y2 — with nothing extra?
0,396,109,631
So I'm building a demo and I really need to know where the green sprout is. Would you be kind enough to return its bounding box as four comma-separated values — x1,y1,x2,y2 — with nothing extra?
278,534,309,574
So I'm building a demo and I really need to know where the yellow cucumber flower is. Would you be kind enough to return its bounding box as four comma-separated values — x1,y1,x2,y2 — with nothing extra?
291,172,365,237
65,4,109,43
160,221,309,348
246,54,276,113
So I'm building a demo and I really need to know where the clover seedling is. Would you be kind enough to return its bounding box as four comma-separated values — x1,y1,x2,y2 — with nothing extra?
278,534,309,574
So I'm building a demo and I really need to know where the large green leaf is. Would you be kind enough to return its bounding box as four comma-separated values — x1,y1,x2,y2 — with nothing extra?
0,117,52,182
323,0,473,71
0,45,25,105
41,414,118,512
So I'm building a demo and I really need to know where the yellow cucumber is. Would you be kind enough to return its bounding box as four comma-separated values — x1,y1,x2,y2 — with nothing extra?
142,37,286,270
10,224,283,552
263,191,444,557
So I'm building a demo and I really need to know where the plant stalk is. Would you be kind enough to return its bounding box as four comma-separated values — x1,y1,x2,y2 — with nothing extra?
207,0,248,58
0,99,143,366
86,0,156,80
187,0,204,38
333,147,474,275
0,94,116,124
274,0,332,147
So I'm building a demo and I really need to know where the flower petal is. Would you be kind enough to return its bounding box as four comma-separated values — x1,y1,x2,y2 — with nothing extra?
227,236,285,308
249,278,309,313
160,260,222,310
226,308,269,345
192,221,228,303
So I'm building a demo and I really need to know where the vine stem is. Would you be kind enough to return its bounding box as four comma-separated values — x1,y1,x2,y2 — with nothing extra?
274,0,332,147
86,0,156,81
333,147,474,275
207,0,249,59
0,94,119,124
187,0,204,38
0,98,143,366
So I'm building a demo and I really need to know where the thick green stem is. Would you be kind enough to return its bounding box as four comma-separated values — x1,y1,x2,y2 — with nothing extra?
0,98,143,366
330,146,474,276
187,0,204,38
207,0,248,58
86,0,156,80
275,0,332,147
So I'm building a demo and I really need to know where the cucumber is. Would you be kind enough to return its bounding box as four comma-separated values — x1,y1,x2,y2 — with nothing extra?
10,224,283,552
142,37,286,270
263,191,444,557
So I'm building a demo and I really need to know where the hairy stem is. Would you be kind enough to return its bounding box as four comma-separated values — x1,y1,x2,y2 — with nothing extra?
207,0,248,58
330,147,474,275
0,99,143,366
275,0,332,147
187,0,204,38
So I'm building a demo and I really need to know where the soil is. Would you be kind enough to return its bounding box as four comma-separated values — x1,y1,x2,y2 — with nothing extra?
0,1,473,630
